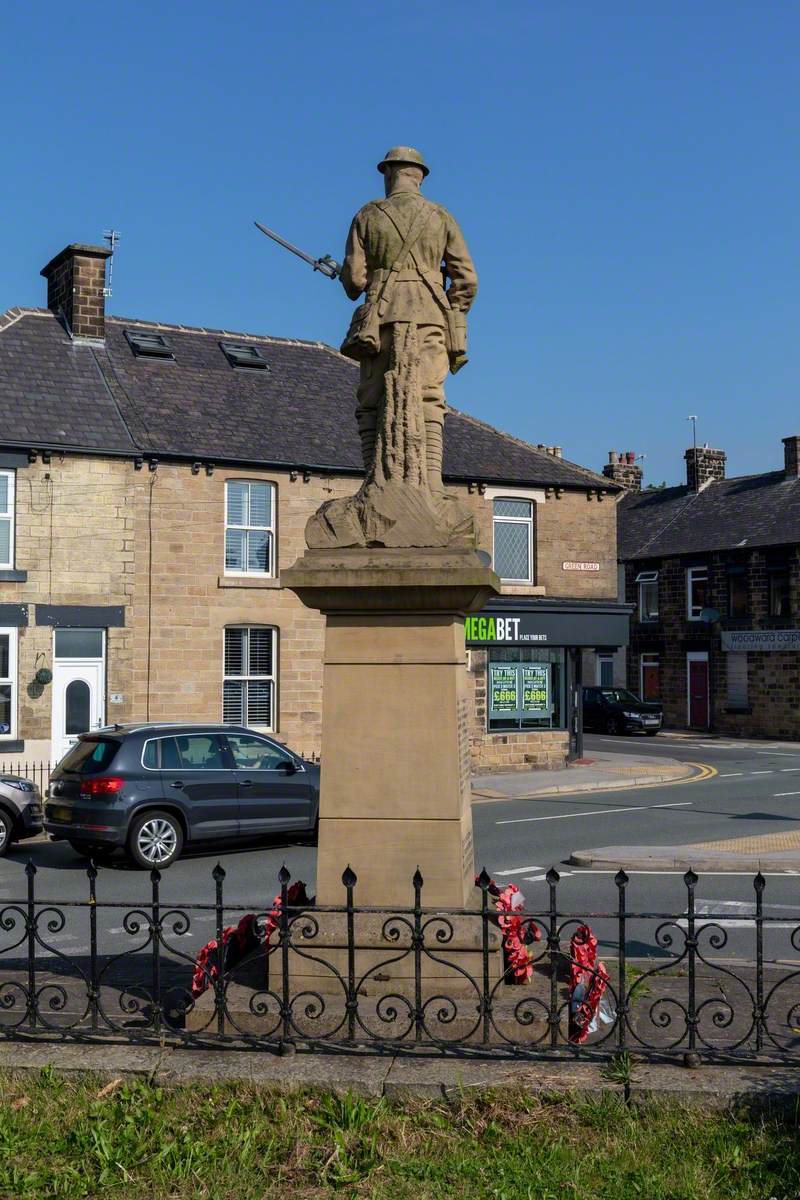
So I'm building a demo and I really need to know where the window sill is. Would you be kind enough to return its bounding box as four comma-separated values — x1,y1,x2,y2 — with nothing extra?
0,570,26,582
0,740,24,754
499,584,546,596
218,575,281,589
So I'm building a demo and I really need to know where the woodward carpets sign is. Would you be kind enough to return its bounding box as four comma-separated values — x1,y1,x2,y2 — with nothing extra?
721,629,800,653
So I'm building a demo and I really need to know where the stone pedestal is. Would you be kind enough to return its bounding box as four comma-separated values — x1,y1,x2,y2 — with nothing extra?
283,546,500,909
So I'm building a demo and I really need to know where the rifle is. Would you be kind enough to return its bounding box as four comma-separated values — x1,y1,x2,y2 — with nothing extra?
254,221,340,279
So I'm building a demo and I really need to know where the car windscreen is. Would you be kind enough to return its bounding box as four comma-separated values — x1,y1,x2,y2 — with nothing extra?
57,738,121,775
599,689,641,705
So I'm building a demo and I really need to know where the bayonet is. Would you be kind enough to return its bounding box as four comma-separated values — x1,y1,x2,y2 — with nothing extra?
254,221,340,279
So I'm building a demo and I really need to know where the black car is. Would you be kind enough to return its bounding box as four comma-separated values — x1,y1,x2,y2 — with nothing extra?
44,724,320,868
582,687,663,736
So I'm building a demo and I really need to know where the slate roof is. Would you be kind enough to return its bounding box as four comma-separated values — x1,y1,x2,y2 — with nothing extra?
0,308,615,490
619,472,800,560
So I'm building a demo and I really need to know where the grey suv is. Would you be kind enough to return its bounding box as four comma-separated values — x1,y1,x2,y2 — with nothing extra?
44,724,320,869
0,775,44,856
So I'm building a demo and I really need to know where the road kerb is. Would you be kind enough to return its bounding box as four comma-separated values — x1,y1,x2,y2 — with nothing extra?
569,846,800,872
473,761,712,803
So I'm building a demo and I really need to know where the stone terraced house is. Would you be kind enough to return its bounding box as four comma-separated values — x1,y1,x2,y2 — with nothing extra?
0,242,629,772
606,442,800,737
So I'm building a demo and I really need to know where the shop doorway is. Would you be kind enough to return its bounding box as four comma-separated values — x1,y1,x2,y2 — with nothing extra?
686,652,709,729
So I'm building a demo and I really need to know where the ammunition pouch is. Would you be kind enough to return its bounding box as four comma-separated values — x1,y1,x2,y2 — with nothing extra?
445,308,468,374
340,302,381,362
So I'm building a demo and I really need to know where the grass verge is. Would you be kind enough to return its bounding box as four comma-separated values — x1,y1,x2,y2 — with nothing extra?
0,1067,798,1198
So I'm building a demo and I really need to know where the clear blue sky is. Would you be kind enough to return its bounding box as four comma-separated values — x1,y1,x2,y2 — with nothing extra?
3,1,798,486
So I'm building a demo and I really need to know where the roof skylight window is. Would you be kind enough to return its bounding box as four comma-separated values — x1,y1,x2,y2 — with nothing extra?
220,342,269,370
125,330,174,359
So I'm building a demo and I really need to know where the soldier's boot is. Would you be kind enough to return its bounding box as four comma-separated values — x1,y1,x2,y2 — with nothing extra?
425,417,444,494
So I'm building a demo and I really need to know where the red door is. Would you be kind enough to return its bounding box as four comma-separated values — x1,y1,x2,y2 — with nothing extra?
688,658,709,728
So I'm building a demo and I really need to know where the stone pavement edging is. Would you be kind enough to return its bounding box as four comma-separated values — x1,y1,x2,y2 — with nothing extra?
0,1039,798,1105
569,845,800,872
473,753,698,801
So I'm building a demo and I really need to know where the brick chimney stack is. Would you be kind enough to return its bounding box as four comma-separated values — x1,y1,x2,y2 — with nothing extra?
602,450,642,492
783,436,800,479
40,244,112,340
685,445,726,491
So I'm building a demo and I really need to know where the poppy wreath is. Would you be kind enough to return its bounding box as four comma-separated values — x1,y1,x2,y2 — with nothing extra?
191,881,312,999
567,923,610,1044
476,875,541,984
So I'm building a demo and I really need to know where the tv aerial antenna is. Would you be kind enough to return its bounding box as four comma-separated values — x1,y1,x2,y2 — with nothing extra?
102,229,121,298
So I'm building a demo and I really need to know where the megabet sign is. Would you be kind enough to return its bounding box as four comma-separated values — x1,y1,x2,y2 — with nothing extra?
465,605,630,648
465,615,546,644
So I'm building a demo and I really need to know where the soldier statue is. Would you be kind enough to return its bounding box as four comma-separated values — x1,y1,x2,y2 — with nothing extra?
339,146,478,496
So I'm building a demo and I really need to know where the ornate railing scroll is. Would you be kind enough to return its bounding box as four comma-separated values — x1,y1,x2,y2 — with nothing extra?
0,856,797,1062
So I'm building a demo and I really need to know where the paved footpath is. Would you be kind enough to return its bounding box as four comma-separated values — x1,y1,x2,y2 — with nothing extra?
0,1039,798,1105
472,750,699,801
572,828,800,872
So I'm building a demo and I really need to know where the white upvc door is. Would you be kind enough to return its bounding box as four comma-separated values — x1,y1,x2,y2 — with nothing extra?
51,660,105,764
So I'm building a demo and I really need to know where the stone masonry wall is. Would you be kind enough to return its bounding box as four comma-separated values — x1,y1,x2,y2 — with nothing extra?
626,548,800,738
2,455,617,768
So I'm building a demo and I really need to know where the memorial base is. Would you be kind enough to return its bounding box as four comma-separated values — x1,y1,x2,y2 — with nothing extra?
283,547,501,910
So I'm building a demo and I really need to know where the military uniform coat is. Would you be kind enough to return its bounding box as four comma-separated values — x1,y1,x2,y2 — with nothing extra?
341,191,477,326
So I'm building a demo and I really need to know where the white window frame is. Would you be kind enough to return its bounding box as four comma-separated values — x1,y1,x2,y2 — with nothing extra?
222,626,277,731
0,628,17,742
636,569,659,622
0,470,14,571
492,497,534,584
224,480,276,577
596,653,614,687
640,652,660,700
686,565,709,620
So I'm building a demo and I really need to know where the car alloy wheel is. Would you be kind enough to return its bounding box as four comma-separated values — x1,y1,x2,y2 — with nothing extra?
130,812,182,869
0,810,11,857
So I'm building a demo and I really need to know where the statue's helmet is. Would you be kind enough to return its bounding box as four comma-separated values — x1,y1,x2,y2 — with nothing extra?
376,146,430,177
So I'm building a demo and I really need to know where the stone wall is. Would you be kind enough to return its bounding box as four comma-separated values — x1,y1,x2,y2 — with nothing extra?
625,548,800,738
2,454,617,768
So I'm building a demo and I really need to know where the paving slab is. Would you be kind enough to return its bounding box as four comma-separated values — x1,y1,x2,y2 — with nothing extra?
472,751,695,801
0,1039,799,1104
571,830,800,872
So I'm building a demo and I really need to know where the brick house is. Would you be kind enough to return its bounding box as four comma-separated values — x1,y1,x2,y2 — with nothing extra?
606,441,800,737
0,243,628,771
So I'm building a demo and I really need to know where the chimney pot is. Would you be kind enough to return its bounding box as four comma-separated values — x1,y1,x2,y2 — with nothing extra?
40,243,112,340
602,451,643,492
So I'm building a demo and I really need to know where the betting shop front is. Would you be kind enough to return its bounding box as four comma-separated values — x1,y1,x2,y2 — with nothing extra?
465,598,631,764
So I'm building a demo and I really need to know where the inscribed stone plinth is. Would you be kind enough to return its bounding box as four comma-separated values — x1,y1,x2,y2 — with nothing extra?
282,547,499,909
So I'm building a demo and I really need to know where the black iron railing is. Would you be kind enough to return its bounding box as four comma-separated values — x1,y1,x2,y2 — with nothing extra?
0,861,798,1062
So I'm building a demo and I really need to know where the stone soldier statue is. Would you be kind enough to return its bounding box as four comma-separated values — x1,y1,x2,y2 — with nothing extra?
339,146,478,494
